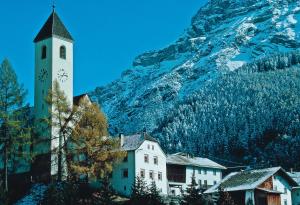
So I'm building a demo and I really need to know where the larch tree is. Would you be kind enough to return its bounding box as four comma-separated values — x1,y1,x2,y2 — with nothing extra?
0,59,30,192
70,100,125,180
43,80,80,182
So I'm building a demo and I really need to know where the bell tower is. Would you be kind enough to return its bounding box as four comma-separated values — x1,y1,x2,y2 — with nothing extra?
32,8,73,181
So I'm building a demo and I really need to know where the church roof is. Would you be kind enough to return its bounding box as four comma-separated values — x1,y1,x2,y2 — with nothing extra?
34,10,73,43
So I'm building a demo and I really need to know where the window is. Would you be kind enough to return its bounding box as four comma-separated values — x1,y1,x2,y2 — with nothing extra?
140,169,145,178
199,180,202,187
204,180,207,188
203,169,207,175
284,188,287,194
284,199,287,205
214,181,217,185
171,190,175,196
213,170,217,176
41,46,47,59
152,145,154,150
147,144,150,149
158,172,162,181
149,171,154,180
198,169,202,174
122,169,128,178
60,46,66,59
154,156,158,165
144,154,149,163
123,155,128,162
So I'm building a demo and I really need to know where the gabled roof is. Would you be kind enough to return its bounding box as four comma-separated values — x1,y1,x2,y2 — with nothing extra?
73,94,90,106
121,133,158,151
288,172,300,185
34,10,73,43
205,167,298,194
167,153,226,170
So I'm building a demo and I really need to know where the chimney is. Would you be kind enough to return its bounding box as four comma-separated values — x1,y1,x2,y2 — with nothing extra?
290,168,294,174
119,133,124,147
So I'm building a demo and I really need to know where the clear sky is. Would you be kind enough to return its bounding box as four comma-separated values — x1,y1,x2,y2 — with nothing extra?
0,0,207,105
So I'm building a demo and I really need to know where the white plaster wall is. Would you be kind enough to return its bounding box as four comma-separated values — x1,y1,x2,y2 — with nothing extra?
135,141,167,195
292,188,300,205
245,190,255,205
34,36,73,177
185,166,223,189
111,151,135,197
273,174,293,205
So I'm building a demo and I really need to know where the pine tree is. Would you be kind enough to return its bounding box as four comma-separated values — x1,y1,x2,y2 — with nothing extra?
181,173,205,205
216,187,236,205
70,100,125,180
130,177,148,205
148,181,164,205
0,59,30,193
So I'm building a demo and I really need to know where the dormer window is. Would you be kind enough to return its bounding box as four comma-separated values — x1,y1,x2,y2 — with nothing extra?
60,46,66,59
41,46,47,59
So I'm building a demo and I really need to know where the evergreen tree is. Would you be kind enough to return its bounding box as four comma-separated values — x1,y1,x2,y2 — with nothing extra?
0,59,30,193
70,100,125,180
130,177,148,205
181,173,205,205
148,181,164,205
216,187,236,205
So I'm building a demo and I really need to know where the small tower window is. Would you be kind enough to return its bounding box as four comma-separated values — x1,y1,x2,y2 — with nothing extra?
41,46,47,59
60,46,66,59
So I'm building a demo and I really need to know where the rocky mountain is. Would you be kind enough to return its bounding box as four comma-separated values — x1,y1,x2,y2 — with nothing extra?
90,0,300,137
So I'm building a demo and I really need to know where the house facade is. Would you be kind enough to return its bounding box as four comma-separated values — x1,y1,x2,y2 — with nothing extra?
205,167,298,205
111,133,168,197
167,153,226,196
288,171,300,205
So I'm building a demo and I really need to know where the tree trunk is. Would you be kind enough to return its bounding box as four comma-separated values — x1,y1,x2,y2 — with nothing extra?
4,143,8,192
57,134,62,182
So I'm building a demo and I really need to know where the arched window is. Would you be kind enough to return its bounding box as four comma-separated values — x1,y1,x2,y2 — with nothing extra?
60,46,66,59
41,46,47,59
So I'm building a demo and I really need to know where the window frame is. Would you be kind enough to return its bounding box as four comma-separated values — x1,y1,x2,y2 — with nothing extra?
140,169,145,178
149,170,154,180
122,169,128,178
154,156,158,165
60,45,66,59
158,172,162,181
144,154,149,163
41,45,47,59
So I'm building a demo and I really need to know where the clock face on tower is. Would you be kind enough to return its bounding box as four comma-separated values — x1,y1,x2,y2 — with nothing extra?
38,68,48,82
57,68,69,83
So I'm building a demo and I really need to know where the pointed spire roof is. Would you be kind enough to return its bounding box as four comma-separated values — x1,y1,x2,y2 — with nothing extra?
34,10,73,43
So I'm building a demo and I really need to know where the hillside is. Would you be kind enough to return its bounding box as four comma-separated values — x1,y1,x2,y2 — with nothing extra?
90,0,300,135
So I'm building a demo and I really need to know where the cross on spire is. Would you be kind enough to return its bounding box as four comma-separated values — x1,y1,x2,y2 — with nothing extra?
52,1,56,11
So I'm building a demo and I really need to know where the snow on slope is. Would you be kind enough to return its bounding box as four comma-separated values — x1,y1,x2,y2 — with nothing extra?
90,0,300,135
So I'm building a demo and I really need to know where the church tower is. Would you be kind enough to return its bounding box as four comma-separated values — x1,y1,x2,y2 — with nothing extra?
32,9,73,181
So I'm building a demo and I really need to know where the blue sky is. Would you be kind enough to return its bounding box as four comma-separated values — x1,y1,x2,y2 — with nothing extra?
0,0,207,105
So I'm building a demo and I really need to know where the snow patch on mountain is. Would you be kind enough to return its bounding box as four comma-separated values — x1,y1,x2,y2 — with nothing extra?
90,0,300,135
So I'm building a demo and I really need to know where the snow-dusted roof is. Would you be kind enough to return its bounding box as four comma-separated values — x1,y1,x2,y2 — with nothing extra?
121,133,158,151
288,172,300,185
166,153,226,170
205,167,298,194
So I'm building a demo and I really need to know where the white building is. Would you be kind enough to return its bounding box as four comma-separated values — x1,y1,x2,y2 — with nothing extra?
111,133,168,197
205,167,298,205
288,171,300,205
31,8,88,182
167,152,226,196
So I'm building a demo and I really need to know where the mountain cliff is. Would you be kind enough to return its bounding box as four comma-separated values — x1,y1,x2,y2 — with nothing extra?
90,0,300,167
